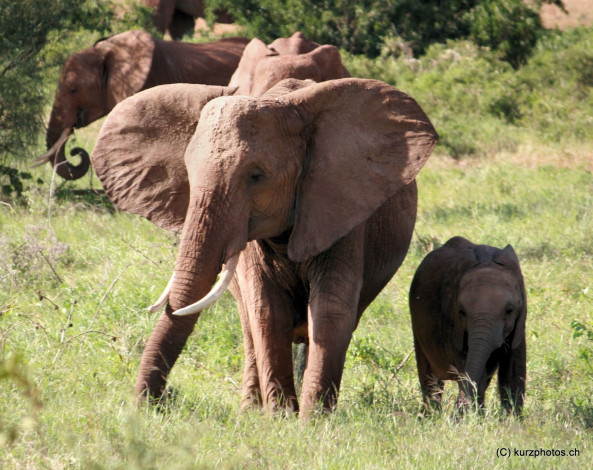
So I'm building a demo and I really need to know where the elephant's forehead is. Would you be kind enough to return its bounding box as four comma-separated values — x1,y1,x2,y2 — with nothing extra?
200,96,281,131
459,266,520,293
196,97,300,159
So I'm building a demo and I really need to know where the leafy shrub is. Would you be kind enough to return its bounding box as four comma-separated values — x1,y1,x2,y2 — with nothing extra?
0,0,112,163
468,0,544,68
212,0,562,63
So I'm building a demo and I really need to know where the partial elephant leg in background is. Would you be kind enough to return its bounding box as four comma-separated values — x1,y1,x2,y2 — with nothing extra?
169,9,196,39
498,339,526,414
300,226,365,416
414,339,444,409
232,286,262,410
233,246,299,413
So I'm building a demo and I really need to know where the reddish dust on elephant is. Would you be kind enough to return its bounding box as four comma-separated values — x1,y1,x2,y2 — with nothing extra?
91,78,437,418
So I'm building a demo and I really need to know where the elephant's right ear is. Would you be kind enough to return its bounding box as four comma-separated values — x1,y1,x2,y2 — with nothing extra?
91,83,234,232
228,38,272,95
96,30,155,110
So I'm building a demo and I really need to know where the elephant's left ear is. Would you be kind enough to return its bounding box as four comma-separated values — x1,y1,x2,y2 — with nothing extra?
91,83,235,232
284,78,438,262
496,245,527,349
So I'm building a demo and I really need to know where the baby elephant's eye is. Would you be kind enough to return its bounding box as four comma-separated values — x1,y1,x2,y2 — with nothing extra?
505,306,514,316
459,309,466,317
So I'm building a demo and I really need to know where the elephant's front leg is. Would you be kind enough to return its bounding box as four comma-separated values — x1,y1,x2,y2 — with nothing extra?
300,229,364,417
498,339,526,414
233,250,298,413
232,287,262,410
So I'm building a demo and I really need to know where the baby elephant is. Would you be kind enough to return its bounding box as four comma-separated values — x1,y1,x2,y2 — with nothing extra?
409,236,527,414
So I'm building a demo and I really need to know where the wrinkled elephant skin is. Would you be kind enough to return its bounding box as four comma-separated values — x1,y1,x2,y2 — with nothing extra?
91,78,438,418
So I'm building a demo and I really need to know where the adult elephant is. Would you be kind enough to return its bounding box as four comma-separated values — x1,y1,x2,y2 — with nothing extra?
142,0,233,39
91,78,438,417
229,32,351,97
35,30,248,180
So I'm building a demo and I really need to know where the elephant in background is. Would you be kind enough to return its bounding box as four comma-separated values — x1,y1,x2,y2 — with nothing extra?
229,32,351,97
90,78,437,417
35,30,248,180
142,0,233,39
409,236,527,414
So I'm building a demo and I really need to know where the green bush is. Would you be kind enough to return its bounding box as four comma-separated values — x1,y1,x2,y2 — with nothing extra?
343,24,593,158
212,0,562,63
0,0,112,163
468,0,544,68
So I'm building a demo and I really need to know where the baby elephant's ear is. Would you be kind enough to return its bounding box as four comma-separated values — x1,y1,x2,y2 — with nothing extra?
285,78,438,262
91,84,234,232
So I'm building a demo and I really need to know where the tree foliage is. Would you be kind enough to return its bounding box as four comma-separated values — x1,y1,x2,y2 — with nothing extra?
0,0,112,163
212,0,565,63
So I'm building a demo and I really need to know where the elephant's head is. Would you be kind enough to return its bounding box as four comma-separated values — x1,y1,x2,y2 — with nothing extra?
91,78,437,398
228,33,350,97
452,243,526,404
35,30,155,180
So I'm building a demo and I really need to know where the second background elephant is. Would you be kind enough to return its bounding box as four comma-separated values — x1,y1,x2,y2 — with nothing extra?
36,31,248,180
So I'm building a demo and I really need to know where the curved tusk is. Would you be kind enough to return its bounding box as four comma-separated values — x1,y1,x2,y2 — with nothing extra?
173,254,239,316
147,272,176,313
32,127,72,166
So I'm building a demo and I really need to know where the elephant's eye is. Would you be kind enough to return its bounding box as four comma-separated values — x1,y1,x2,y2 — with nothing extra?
69,87,78,95
248,168,265,184
505,306,514,316
459,309,466,318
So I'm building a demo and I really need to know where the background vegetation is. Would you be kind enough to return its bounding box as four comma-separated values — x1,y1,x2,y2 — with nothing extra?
1,1,592,468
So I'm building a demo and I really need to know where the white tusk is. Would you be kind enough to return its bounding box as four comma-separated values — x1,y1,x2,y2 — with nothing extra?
173,254,239,316
147,272,176,313
32,127,72,166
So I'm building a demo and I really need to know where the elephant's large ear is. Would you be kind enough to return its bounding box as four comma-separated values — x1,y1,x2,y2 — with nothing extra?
96,30,155,110
228,38,272,95
495,245,527,349
91,83,234,232
284,78,438,262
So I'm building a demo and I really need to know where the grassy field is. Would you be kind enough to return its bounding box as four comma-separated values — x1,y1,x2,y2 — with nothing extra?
1,128,592,467
2,19,593,469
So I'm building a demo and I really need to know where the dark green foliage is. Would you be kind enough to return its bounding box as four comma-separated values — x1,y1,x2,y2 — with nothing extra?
0,0,112,163
0,165,39,198
211,0,563,63
468,0,543,67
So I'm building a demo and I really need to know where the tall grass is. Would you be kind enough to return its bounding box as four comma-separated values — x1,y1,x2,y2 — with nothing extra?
1,140,591,467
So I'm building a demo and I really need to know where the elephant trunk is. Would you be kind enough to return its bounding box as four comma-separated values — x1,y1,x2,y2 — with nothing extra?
462,319,503,407
36,109,91,180
52,143,91,181
135,192,239,400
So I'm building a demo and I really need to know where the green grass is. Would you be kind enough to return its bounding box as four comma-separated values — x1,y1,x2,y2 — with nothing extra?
2,22,593,469
1,138,592,467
